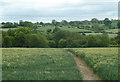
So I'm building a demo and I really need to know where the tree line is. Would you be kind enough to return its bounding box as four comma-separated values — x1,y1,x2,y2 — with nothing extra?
2,27,119,48
1,18,119,30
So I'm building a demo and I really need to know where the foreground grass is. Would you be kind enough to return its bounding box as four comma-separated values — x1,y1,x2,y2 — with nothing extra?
2,48,82,80
68,48,118,80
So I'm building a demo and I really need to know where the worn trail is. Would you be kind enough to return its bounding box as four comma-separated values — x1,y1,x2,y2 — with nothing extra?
68,51,101,80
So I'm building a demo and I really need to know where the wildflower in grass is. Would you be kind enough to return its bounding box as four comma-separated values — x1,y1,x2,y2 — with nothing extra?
13,71,16,74
62,71,64,74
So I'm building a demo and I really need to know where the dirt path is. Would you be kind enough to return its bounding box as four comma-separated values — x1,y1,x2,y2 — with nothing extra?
68,51,101,80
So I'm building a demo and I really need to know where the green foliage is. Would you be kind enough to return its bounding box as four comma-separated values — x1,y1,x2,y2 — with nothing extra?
26,34,49,48
47,29,52,33
2,22,18,28
87,33,110,47
2,27,49,48
92,24,104,32
103,18,112,27
1,19,118,48
58,39,67,48
53,27,61,33
91,18,99,24
2,35,13,47
48,40,56,48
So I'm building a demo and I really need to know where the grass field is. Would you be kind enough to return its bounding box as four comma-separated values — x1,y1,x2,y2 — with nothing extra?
37,26,91,33
2,48,118,80
68,48,118,80
105,29,119,33
2,48,82,80
85,33,117,38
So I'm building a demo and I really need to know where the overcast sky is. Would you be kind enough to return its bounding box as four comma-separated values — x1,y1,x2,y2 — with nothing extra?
0,0,119,22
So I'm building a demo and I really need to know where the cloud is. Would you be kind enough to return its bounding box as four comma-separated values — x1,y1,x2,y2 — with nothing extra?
0,0,118,22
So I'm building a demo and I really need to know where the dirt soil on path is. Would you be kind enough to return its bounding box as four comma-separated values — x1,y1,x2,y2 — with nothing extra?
68,51,102,81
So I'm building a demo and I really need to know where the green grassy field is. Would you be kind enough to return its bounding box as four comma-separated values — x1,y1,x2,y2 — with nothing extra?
2,48,118,80
37,26,91,32
1,28,17,31
2,48,82,80
85,33,118,38
68,48,118,80
105,29,119,33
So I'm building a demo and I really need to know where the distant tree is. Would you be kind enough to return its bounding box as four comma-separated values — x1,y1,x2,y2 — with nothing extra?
53,30,72,41
48,40,56,48
1,22,5,25
8,27,33,47
7,29,15,36
2,35,13,47
91,18,99,24
53,27,61,33
61,20,68,26
47,29,52,33
52,20,57,26
19,20,24,26
26,34,49,48
58,39,67,48
87,34,110,47
19,20,33,27
40,22,44,26
2,22,15,28
103,18,112,26
69,21,75,26
13,22,19,27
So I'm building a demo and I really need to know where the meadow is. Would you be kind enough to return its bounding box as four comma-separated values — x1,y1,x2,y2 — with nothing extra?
2,48,82,80
2,48,119,80
68,48,118,80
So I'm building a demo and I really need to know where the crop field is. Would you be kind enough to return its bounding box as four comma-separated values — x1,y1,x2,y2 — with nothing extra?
68,48,118,80
2,48,82,80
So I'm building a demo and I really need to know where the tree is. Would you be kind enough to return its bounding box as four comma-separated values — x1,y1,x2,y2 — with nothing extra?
87,34,110,47
47,29,52,33
2,22,15,28
58,39,67,48
91,18,99,24
48,40,56,48
103,18,112,26
2,35,13,47
19,20,33,27
26,34,49,48
8,27,33,47
61,20,68,26
53,27,61,33
52,20,58,26
92,24,104,32
40,22,44,26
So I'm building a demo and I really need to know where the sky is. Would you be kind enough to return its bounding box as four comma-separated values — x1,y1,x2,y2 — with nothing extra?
0,0,119,22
